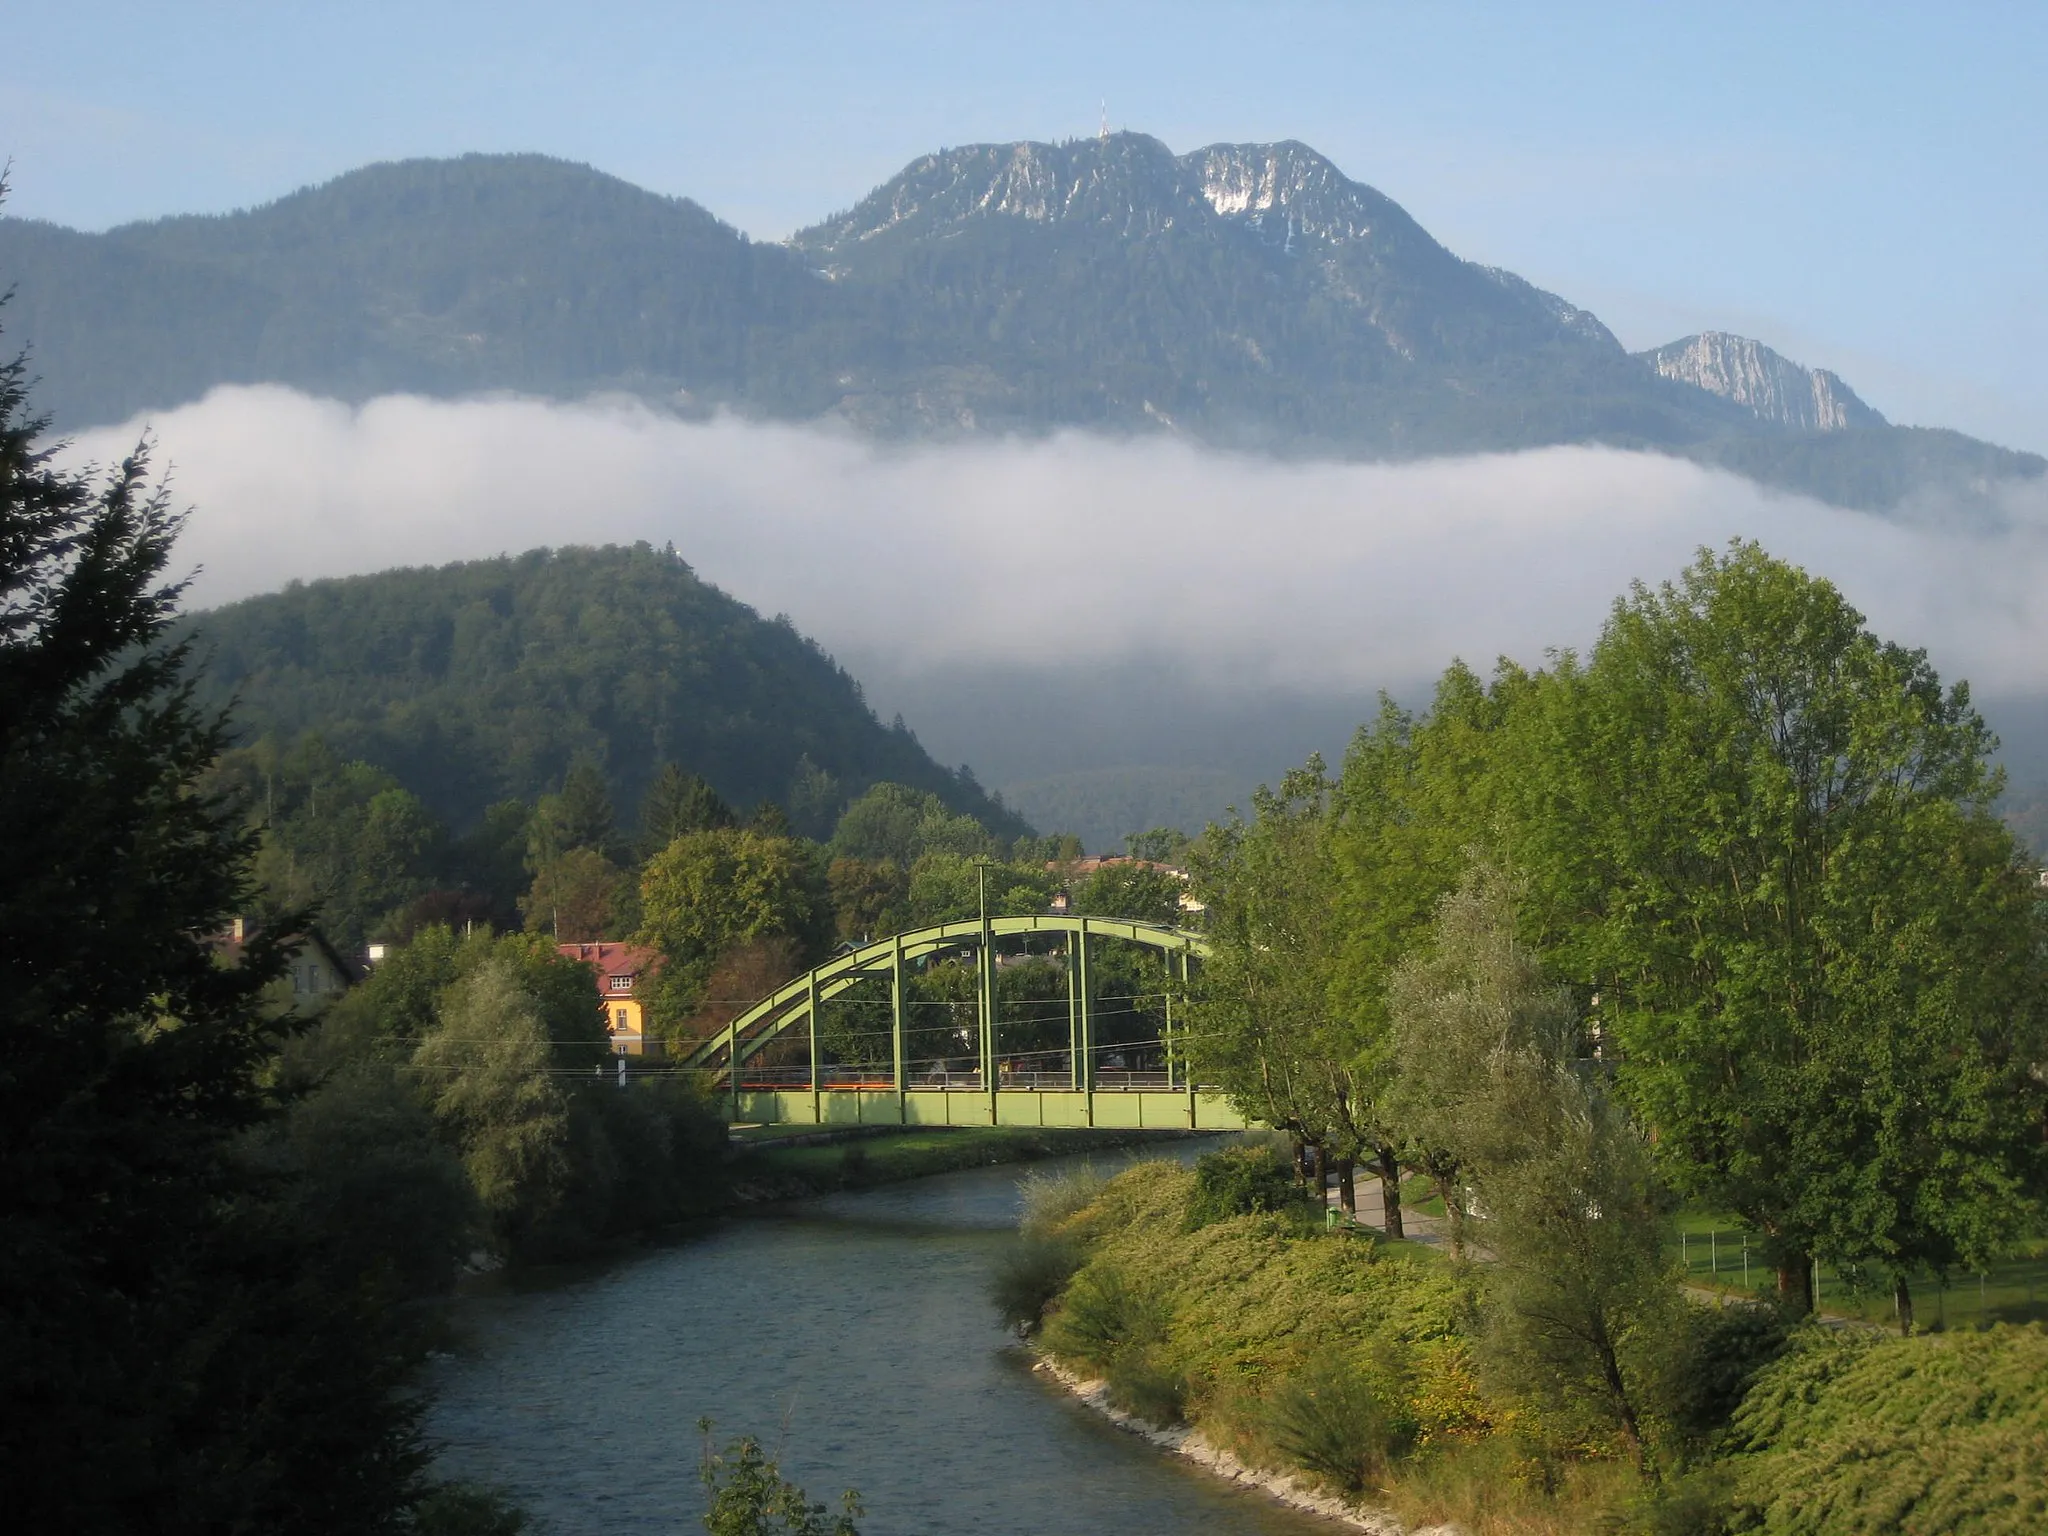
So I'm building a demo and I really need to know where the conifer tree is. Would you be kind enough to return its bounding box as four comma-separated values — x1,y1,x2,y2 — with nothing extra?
0,313,426,1528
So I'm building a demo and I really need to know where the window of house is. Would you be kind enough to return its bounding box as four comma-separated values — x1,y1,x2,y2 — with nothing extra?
609,974,634,992
614,1008,630,1031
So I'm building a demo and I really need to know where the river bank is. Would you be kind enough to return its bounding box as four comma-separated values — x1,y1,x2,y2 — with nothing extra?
725,1124,1195,1205
1031,1357,1423,1535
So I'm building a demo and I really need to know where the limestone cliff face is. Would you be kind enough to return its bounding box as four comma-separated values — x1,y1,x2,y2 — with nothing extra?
1643,331,1885,432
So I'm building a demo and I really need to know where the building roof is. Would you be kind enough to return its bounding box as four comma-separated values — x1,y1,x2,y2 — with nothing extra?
1053,856,1189,879
213,919,359,985
556,941,663,992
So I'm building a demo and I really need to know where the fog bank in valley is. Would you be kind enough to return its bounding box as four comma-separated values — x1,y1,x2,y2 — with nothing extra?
65,386,2048,842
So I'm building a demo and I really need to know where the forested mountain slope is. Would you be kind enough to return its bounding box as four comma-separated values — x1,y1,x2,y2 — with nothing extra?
181,542,1026,838
6,138,2038,510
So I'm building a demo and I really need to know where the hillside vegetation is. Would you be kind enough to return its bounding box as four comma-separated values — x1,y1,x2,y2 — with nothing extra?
182,541,1022,839
1016,1157,2048,1535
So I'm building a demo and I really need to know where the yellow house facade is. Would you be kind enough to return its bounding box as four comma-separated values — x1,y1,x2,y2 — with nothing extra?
556,941,664,1055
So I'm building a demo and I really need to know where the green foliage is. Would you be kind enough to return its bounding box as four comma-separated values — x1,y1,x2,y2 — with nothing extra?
989,1237,1084,1332
411,1483,531,1535
1070,859,1186,924
1387,859,1581,1258
1261,1356,1411,1493
639,827,828,1024
1189,759,1396,1180
177,543,1028,843
302,924,720,1262
1186,1143,1315,1230
903,851,1056,924
520,845,634,941
1329,663,1525,1068
1043,1260,1173,1374
207,733,449,949
1017,1164,1109,1237
268,1061,479,1297
0,320,431,1525
414,956,573,1251
1721,1325,2048,1534
828,781,996,866
1038,1162,1475,1437
1472,1073,1682,1466
825,856,909,943
1125,825,1194,863
526,753,619,865
1107,1351,1191,1427
641,762,736,852
1508,542,2048,1300
1655,1301,1793,1453
697,1426,862,1536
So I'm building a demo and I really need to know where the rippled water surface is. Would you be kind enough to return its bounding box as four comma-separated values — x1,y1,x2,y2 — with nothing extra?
427,1143,1347,1535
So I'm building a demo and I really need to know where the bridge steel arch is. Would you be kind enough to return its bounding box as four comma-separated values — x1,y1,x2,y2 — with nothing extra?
677,914,1244,1132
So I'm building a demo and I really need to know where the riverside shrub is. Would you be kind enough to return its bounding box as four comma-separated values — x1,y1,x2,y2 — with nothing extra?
989,1237,1083,1332
1037,1162,1480,1472
1720,1324,2048,1535
1261,1356,1413,1492
1185,1142,1315,1230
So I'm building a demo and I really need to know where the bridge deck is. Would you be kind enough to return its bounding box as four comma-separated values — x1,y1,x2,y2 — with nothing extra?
734,1085,1247,1131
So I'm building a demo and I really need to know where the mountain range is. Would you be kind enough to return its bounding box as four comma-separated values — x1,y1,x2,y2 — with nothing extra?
4,133,2037,512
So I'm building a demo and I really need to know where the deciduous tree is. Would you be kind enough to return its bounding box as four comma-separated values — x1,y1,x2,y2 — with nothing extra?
1508,542,2048,1313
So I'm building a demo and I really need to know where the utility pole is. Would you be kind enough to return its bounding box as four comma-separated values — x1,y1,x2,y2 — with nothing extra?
979,862,997,1124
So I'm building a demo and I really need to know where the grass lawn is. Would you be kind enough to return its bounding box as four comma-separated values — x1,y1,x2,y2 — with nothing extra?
1665,1209,2048,1327
731,1125,1189,1193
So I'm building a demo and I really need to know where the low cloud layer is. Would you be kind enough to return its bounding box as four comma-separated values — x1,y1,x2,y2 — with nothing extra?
62,386,2048,752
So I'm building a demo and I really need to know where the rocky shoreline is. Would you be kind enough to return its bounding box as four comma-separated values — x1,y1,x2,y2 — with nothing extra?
1032,1357,1448,1535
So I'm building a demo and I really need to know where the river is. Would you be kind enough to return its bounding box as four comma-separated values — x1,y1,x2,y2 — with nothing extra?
426,1143,1349,1535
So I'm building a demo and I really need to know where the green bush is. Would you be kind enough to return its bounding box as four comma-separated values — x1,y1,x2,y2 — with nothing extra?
1261,1357,1410,1493
697,1426,861,1536
1018,1164,1107,1238
989,1237,1083,1332
1185,1143,1314,1230
1723,1324,2048,1534
1107,1351,1188,1427
1657,1299,1793,1452
1629,1464,1737,1536
411,1483,529,1535
1042,1262,1169,1372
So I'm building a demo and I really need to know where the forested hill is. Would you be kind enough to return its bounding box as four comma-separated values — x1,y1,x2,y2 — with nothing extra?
5,139,2040,511
182,542,1027,839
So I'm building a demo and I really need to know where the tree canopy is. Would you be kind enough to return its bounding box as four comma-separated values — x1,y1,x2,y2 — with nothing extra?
0,322,428,1527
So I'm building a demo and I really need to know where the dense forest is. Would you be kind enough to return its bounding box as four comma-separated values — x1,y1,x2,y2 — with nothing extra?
4,143,2039,511
183,541,1025,834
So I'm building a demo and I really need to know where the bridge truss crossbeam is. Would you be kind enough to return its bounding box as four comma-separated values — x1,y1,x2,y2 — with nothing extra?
681,914,1244,1130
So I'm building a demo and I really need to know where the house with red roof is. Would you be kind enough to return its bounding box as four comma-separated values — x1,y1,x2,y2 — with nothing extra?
557,941,664,1055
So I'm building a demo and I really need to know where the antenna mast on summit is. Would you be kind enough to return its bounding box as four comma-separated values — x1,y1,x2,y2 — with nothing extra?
1100,100,1109,141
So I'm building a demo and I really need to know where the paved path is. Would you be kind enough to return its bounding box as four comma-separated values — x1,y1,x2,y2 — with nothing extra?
1319,1170,1451,1247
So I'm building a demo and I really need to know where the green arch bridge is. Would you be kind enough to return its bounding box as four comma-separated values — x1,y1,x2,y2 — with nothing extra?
677,914,1246,1131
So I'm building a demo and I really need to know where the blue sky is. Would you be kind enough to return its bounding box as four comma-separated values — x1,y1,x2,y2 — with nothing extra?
6,1,2045,449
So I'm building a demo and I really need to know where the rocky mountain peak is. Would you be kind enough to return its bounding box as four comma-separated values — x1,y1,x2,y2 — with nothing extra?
791,133,1202,252
1185,140,1414,247
792,132,1449,261
1642,331,1884,432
